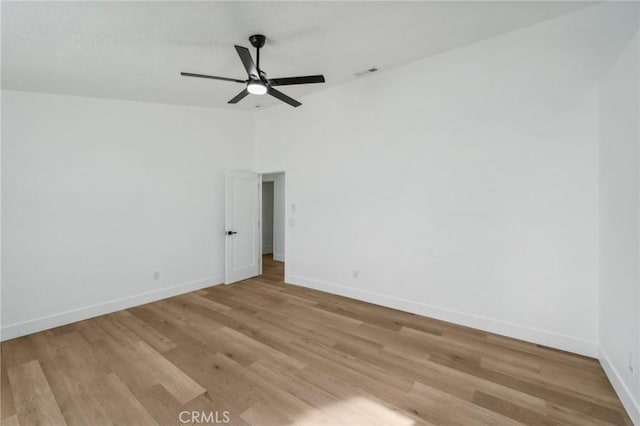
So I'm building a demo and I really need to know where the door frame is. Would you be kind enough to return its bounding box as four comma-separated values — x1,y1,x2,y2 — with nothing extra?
258,170,286,275
260,180,275,257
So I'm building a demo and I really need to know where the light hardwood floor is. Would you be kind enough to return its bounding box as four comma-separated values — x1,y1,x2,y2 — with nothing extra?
1,256,632,425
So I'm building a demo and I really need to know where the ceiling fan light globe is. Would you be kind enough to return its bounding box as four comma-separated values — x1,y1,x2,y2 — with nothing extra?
247,81,267,95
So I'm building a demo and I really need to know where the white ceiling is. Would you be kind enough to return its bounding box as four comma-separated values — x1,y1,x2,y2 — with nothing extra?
2,1,596,111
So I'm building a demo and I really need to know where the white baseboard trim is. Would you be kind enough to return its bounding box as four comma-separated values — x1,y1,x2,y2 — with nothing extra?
286,274,598,357
1,275,224,341
273,253,285,262
599,347,640,425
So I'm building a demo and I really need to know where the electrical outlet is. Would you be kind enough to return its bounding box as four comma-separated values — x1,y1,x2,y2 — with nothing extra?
153,271,160,281
629,351,635,373
352,270,359,279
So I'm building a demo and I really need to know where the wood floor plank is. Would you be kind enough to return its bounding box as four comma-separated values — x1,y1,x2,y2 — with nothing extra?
249,358,388,425
408,382,521,426
134,383,183,426
430,352,628,425
76,315,206,408
545,402,628,426
7,360,67,426
182,394,251,426
334,338,549,416
86,372,158,425
0,255,632,425
135,340,207,404
0,347,17,421
110,310,177,353
1,415,20,426
295,364,431,425
472,390,556,425
482,357,623,409
240,402,293,426
29,331,109,425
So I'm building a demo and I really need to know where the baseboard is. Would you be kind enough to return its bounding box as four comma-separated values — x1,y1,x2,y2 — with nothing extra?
1,275,224,341
262,244,273,255
286,274,598,357
273,253,285,262
599,347,640,425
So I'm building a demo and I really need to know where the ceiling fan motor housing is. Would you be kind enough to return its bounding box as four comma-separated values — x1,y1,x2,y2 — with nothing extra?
249,34,266,49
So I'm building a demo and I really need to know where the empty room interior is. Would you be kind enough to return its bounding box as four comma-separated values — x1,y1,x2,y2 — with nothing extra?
1,1,640,425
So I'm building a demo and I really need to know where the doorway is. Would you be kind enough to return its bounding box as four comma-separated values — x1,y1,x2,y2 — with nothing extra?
261,172,285,264
224,170,285,285
262,181,275,256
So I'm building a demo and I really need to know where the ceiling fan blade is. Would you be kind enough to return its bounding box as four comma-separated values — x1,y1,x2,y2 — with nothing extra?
181,72,245,83
268,87,301,108
234,45,258,79
269,75,325,86
228,89,250,104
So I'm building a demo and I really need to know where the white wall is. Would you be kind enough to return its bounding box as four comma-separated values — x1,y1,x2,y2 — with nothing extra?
262,172,285,262
255,3,639,357
598,30,640,424
1,90,254,339
262,181,275,254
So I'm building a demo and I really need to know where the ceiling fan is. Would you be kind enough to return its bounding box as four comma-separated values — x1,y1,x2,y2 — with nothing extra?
181,34,325,108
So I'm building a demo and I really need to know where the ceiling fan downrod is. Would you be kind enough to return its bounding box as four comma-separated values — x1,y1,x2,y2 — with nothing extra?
249,34,266,72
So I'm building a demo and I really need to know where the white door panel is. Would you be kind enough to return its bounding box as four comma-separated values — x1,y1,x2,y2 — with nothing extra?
225,170,260,284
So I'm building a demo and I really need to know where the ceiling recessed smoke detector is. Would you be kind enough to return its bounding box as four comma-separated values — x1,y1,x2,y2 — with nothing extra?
355,67,378,77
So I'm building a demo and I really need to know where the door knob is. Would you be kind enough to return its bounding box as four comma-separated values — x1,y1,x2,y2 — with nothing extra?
226,231,237,235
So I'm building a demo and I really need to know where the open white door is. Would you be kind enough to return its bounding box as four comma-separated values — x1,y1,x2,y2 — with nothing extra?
225,170,261,284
